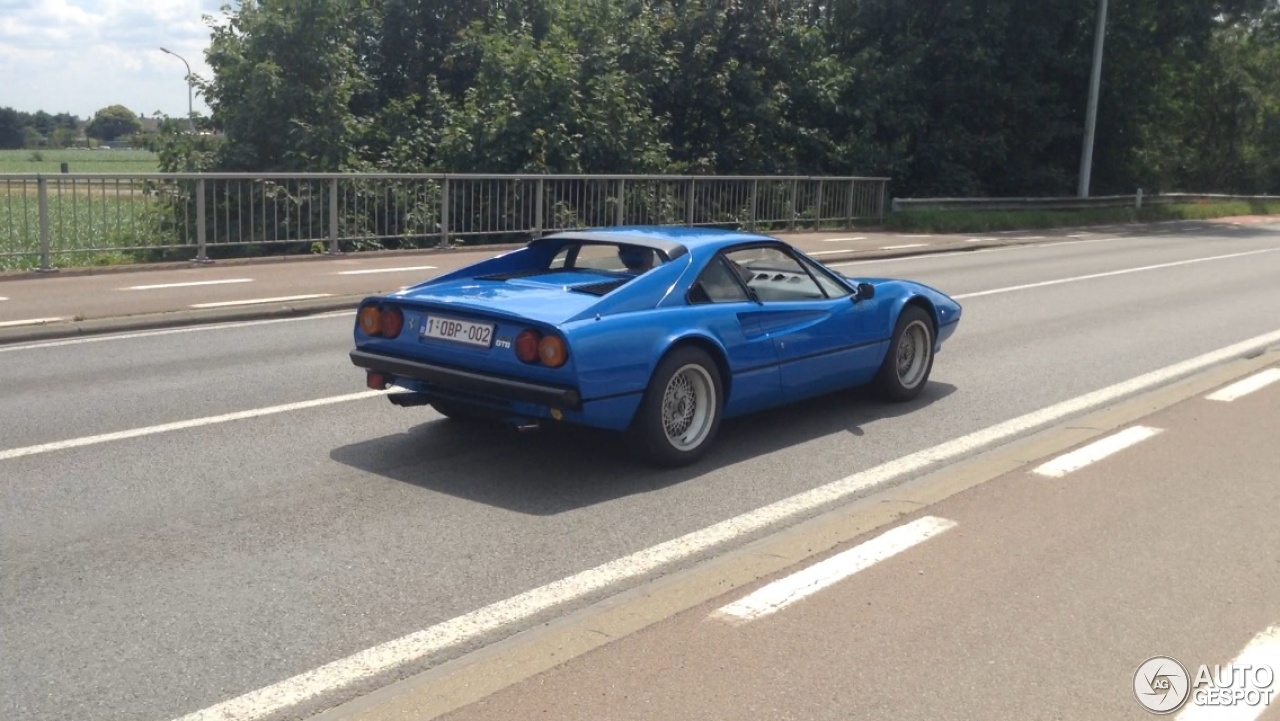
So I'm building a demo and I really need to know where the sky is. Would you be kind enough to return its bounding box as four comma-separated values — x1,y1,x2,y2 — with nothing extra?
0,0,220,121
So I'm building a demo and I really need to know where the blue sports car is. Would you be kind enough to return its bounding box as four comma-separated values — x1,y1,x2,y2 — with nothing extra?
350,226,962,466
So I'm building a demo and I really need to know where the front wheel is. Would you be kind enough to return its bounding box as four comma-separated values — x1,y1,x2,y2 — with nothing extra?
627,346,724,467
871,305,936,402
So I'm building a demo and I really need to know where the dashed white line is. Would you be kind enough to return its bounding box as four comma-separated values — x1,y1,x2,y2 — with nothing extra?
123,279,254,291
952,248,1280,300
880,243,929,250
335,265,437,275
160,327,1280,721
0,317,64,328
189,294,332,309
1175,625,1280,721
808,250,853,256
710,516,957,624
0,296,8,301
1031,426,1163,478
1205,368,1280,402
0,391,390,462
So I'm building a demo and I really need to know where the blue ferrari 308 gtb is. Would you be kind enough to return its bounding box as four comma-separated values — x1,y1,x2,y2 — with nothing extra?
350,226,962,466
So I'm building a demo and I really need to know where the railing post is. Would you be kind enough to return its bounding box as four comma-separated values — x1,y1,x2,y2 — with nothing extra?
37,175,54,273
616,179,626,226
1136,188,1143,209
685,178,695,226
788,178,797,231
749,179,758,231
195,178,209,264
328,178,340,255
439,177,450,248
814,180,824,230
877,181,887,224
845,179,856,230
534,177,544,237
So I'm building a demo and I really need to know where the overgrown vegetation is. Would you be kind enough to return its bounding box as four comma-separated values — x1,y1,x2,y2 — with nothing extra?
154,0,1279,200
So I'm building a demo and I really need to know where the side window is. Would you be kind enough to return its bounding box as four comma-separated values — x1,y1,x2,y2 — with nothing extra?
690,256,751,304
799,256,853,299
723,246,828,302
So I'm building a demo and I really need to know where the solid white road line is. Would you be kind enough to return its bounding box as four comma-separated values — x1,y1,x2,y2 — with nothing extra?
0,317,64,328
163,328,1280,721
710,516,957,624
0,311,355,354
828,235,1129,267
0,391,389,462
880,243,929,250
189,294,332,309
952,248,1280,300
336,265,437,275
122,279,253,291
1205,368,1280,402
0,296,8,301
1031,426,1163,478
821,236,866,242
1175,625,1280,721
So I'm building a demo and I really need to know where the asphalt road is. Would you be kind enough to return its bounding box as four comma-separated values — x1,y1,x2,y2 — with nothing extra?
3,222,1280,721
436,364,1280,721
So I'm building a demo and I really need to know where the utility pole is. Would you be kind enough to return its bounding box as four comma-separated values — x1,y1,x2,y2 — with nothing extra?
1078,0,1109,197
159,47,195,132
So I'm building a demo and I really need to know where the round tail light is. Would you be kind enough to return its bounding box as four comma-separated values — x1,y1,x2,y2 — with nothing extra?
381,306,404,338
358,305,382,336
538,335,568,367
515,329,542,363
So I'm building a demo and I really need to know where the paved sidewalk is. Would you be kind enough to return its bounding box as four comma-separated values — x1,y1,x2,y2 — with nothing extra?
0,219,1248,343
422,365,1280,721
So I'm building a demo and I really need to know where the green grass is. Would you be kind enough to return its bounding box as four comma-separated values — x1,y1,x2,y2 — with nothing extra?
884,200,1280,234
0,148,160,174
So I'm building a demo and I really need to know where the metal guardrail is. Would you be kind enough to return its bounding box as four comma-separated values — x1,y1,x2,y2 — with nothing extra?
891,192,1280,212
0,173,890,272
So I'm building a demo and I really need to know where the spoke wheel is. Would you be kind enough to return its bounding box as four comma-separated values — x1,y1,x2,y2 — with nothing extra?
661,364,716,451
628,346,724,467
895,320,931,390
872,305,935,402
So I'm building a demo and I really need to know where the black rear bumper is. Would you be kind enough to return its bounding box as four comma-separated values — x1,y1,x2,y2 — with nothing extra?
349,349,582,410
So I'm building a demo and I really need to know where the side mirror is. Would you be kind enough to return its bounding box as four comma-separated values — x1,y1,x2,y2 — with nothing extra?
854,282,875,301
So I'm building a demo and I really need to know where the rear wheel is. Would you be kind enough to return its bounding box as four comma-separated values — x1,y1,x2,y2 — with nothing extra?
627,346,724,467
871,305,935,402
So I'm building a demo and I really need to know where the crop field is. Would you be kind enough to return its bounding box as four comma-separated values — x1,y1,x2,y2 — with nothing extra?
0,148,160,174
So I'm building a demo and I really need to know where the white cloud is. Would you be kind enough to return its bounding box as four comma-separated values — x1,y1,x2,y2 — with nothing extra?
0,0,224,119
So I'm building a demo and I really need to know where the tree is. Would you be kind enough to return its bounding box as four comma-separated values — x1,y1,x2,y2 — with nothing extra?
86,105,143,141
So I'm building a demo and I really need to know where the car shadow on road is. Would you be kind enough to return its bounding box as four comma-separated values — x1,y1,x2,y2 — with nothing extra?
328,381,956,516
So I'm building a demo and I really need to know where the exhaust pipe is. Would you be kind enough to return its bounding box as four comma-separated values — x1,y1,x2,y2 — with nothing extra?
387,392,434,407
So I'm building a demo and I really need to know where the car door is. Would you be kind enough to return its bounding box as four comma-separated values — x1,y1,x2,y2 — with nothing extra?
720,243,881,402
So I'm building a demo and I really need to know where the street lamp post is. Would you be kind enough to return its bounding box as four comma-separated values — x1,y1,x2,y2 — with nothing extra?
1077,0,1109,198
159,47,194,132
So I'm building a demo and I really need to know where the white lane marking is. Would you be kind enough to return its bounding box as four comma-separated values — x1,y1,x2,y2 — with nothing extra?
1175,625,1280,721
808,250,853,257
965,238,989,242
827,235,1129,267
164,327,1280,721
1205,368,1280,402
1010,235,1047,240
710,516,957,624
122,279,253,291
896,234,932,238
336,265,438,275
821,236,866,242
0,317,64,328
1031,426,1163,478
0,312,355,354
0,296,8,301
0,391,389,462
189,294,332,308
880,243,929,250
952,248,1280,300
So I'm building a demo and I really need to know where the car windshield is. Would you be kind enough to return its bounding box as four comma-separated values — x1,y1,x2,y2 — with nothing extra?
548,242,669,275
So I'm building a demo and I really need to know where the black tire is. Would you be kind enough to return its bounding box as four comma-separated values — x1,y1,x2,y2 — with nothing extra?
626,345,724,467
871,305,936,402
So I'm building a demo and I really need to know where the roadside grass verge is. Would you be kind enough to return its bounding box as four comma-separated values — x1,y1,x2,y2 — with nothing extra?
884,201,1280,234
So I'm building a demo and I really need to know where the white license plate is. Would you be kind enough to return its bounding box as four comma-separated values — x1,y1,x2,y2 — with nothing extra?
419,315,494,348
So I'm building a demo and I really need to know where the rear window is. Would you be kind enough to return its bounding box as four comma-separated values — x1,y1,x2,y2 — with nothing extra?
549,242,669,275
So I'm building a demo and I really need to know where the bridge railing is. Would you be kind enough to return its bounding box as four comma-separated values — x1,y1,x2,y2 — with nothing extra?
0,173,890,272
